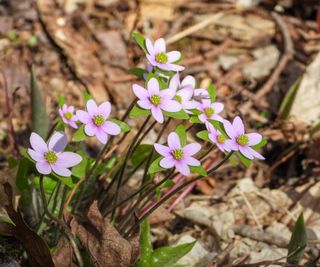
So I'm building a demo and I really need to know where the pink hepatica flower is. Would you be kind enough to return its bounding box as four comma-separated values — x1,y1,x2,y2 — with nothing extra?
76,99,121,144
223,116,265,160
206,122,231,152
198,99,224,123
154,132,201,176
169,74,199,113
146,38,184,72
133,78,181,123
28,132,82,176
59,104,78,129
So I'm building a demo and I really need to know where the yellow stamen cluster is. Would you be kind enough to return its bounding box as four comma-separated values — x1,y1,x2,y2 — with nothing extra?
93,115,105,126
45,151,58,164
172,149,184,160
236,134,249,146
155,52,168,63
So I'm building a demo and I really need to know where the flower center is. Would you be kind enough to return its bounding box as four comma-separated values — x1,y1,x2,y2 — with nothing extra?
172,149,184,160
155,52,168,64
150,94,161,106
204,107,214,117
45,151,58,164
236,134,249,146
174,95,182,104
217,134,226,143
64,112,73,120
93,115,105,126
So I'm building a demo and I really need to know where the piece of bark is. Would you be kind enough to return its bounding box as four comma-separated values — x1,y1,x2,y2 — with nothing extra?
70,201,139,267
53,236,76,267
36,0,109,101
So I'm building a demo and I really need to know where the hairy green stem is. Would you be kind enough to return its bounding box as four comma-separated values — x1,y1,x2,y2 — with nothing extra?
39,176,83,267
110,116,151,221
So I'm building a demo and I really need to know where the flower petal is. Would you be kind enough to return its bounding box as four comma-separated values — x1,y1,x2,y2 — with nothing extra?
98,102,111,119
146,54,157,66
233,116,245,135
146,38,154,55
223,119,237,139
76,110,91,124
96,128,108,144
154,144,171,157
225,140,239,151
147,78,160,95
181,75,195,89
194,88,209,97
166,51,181,63
84,122,98,136
160,63,184,72
184,157,200,166
160,100,181,113
151,106,164,123
182,100,198,110
239,146,254,160
69,121,78,129
175,161,190,176
67,106,74,113
168,132,181,150
160,157,175,169
30,132,48,153
137,100,152,110
28,149,45,162
198,113,207,122
183,143,201,156
154,38,166,54
169,73,180,91
48,131,67,152
36,162,51,175
247,147,265,160
102,121,121,135
159,88,175,100
177,88,193,100
133,84,149,100
247,133,263,146
86,99,98,116
51,164,71,177
211,102,224,114
56,152,82,168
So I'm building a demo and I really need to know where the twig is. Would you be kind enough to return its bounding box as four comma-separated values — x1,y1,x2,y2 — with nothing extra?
239,188,263,231
252,12,294,106
166,12,227,45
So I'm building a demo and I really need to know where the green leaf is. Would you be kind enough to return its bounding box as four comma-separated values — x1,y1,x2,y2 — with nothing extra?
279,78,301,120
150,241,196,267
95,156,117,176
131,144,153,167
16,157,32,206
34,176,57,194
47,173,75,188
196,130,210,142
237,151,251,168
55,119,65,131
0,211,15,226
71,151,89,178
129,105,151,119
287,213,306,264
72,125,87,142
189,109,202,115
190,165,207,176
228,154,238,167
175,124,187,146
163,110,189,120
83,91,93,102
208,120,228,137
251,138,267,150
148,157,165,174
207,83,216,103
133,32,147,53
189,116,202,124
58,96,65,108
129,67,147,80
109,119,131,133
8,156,18,168
31,65,49,139
136,219,153,267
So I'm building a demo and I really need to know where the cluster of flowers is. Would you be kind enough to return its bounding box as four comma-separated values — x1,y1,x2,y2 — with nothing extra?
27,35,264,179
